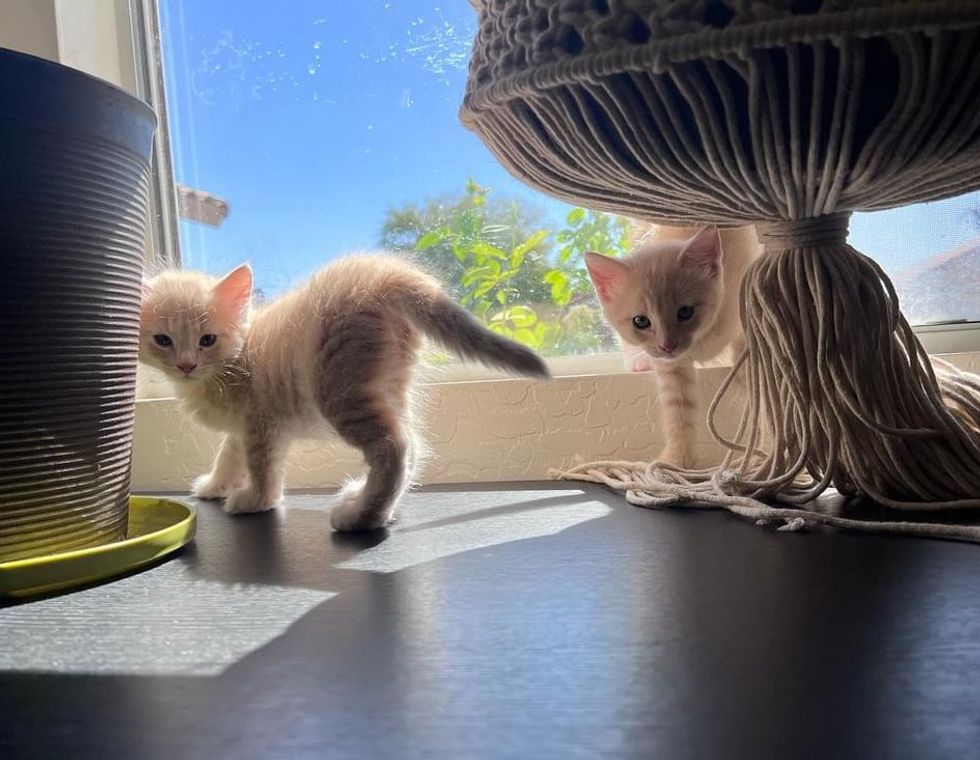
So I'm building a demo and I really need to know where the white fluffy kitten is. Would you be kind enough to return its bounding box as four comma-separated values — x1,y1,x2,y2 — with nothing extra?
139,254,548,531
586,225,761,467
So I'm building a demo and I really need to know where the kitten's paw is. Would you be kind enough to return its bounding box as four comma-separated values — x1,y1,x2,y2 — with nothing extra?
191,473,246,501
627,353,656,372
329,479,395,532
223,487,281,515
330,500,392,532
656,447,696,469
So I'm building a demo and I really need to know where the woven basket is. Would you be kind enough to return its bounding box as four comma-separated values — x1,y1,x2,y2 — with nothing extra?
462,1,980,223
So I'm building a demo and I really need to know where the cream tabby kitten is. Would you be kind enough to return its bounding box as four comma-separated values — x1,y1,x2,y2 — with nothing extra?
586,225,761,468
139,255,549,531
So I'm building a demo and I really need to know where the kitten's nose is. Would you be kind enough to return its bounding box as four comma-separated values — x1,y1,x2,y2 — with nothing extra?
177,362,197,375
659,341,677,354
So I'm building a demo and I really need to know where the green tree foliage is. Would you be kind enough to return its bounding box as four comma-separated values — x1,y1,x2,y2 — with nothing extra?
379,180,632,356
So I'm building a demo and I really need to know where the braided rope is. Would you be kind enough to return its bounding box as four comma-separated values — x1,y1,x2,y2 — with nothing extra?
554,459,980,543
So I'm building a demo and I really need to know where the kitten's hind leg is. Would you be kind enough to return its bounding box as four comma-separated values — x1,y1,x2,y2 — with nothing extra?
329,410,409,532
192,434,248,500
318,311,417,531
401,426,429,492
223,422,287,514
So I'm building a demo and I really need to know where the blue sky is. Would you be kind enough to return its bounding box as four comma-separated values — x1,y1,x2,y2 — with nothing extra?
159,0,979,298
160,0,543,295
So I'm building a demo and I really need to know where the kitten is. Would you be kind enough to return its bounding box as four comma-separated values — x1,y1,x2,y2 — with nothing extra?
585,225,761,468
139,254,549,531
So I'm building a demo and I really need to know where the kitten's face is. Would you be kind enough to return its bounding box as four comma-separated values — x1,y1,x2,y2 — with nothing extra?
586,227,724,361
139,265,253,383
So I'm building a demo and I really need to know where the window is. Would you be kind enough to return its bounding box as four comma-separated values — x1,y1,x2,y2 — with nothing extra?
9,0,972,487
852,202,980,328
156,1,625,362
154,0,976,366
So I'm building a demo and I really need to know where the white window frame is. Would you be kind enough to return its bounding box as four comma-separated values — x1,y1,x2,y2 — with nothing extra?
128,0,182,269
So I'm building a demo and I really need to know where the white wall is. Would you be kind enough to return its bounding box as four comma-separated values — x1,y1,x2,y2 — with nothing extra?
55,0,137,92
0,0,60,61
0,0,135,90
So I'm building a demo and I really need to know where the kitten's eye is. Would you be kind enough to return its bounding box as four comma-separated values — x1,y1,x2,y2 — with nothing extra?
199,334,217,348
153,334,173,348
632,315,652,330
677,305,695,321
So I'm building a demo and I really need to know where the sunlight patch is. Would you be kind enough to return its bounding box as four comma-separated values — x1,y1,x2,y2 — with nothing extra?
336,489,611,573
0,566,333,676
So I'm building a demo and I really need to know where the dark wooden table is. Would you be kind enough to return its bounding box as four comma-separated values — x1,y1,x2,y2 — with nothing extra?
3,483,980,759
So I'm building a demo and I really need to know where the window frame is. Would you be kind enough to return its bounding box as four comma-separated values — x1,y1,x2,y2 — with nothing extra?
129,0,182,270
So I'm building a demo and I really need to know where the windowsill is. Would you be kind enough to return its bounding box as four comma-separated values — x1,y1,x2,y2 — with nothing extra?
132,350,980,492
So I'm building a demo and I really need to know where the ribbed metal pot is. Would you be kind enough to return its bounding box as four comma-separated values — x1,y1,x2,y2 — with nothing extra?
0,49,157,562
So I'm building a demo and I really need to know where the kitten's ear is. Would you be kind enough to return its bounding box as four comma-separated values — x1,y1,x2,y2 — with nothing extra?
585,251,630,303
213,264,253,318
140,278,152,300
679,226,722,278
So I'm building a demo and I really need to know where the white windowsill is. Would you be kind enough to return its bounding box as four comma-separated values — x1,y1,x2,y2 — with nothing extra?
132,350,979,492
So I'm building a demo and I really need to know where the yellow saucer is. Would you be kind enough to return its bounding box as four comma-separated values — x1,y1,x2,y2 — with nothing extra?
0,496,195,598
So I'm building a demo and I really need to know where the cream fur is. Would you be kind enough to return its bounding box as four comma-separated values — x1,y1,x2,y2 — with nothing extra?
586,225,761,467
139,253,547,531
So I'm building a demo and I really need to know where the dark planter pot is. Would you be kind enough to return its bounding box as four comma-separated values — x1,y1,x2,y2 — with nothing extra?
0,48,157,561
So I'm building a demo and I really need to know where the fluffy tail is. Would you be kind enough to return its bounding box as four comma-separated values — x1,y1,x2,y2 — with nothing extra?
402,292,550,379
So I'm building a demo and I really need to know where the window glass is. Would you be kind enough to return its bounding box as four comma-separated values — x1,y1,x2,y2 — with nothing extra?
158,0,977,361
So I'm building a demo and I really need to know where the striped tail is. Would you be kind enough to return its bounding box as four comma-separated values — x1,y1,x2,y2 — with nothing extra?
402,293,550,379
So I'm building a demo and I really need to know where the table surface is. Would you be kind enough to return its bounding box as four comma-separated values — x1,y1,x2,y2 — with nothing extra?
3,483,980,760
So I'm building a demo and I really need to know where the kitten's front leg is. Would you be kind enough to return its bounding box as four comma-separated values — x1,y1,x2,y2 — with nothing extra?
223,423,287,514
192,434,248,500
623,342,655,372
654,359,698,469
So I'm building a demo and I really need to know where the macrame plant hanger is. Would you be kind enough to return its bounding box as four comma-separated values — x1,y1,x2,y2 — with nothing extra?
460,1,980,542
